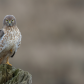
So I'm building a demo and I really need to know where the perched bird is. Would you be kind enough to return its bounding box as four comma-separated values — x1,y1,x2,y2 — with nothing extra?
0,15,22,65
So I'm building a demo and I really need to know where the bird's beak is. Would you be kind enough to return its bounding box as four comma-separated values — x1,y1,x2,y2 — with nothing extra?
8,21,12,26
9,21,11,24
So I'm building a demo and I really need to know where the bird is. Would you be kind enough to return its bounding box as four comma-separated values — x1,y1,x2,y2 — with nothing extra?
0,15,22,66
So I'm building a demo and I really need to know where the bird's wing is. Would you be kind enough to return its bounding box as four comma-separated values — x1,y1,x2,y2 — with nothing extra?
0,30,4,39
0,29,5,53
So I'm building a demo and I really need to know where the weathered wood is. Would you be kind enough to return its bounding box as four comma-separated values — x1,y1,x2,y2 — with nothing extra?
0,64,32,84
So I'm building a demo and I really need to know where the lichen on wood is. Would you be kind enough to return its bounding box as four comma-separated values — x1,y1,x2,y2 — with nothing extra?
0,64,32,84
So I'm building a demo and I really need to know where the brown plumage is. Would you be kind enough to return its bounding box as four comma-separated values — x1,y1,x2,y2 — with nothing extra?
0,15,22,65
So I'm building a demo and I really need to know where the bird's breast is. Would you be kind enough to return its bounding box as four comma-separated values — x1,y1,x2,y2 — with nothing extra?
3,27,21,50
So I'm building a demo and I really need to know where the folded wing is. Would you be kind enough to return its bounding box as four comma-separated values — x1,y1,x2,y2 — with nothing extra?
0,30,4,39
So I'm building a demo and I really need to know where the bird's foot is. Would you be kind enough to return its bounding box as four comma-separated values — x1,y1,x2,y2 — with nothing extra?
6,57,12,66
6,62,12,66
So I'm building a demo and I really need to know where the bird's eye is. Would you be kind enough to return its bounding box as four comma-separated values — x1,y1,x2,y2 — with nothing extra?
12,20,14,22
6,20,8,22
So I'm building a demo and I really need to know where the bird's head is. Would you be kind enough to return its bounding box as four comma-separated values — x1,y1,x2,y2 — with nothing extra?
3,15,16,27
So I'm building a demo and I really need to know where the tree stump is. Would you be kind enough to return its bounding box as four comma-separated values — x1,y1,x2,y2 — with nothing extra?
0,64,32,84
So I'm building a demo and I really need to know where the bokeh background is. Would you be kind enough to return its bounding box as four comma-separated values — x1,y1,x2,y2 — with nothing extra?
0,0,84,84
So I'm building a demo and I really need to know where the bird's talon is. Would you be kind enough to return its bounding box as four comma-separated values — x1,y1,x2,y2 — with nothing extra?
6,57,12,66
6,63,12,66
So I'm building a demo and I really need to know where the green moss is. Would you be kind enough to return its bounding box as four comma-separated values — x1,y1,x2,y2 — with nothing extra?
13,69,19,76
0,64,32,84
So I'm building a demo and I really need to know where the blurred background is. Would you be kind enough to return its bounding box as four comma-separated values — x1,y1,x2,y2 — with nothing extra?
0,0,84,84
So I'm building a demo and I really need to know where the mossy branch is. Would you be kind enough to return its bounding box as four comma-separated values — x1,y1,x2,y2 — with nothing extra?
0,64,32,84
